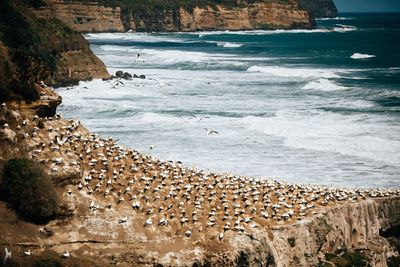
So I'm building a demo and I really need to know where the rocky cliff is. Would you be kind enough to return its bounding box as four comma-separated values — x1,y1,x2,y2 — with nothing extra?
38,0,316,33
298,0,337,18
0,0,109,104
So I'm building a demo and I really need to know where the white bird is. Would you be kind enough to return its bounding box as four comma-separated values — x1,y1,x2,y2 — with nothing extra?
145,218,153,226
204,128,219,135
23,250,31,256
118,216,128,223
62,251,70,258
112,80,125,89
219,232,224,241
192,115,210,122
4,247,11,264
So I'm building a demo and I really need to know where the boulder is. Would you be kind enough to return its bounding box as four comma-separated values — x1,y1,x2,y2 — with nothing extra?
115,70,124,78
0,128,16,142
139,75,146,79
122,72,132,79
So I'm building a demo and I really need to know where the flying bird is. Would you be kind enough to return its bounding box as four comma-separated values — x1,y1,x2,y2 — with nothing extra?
191,114,210,122
204,128,219,135
112,80,125,89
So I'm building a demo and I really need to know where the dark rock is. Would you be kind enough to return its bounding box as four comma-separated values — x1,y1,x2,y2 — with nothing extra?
139,75,146,79
116,71,124,78
133,74,139,78
298,0,338,18
122,72,132,79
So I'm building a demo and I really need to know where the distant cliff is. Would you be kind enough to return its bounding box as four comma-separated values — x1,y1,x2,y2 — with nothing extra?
0,0,109,104
298,0,337,18
37,0,317,33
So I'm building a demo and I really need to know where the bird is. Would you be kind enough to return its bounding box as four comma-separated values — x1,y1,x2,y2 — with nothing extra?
118,216,128,223
148,77,172,87
145,218,153,226
219,232,224,241
204,128,219,135
4,247,11,264
112,80,125,89
40,81,47,87
185,230,192,237
62,251,70,258
23,250,31,256
149,145,156,150
192,115,210,122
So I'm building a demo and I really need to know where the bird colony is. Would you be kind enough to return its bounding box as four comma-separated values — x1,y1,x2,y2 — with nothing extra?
1,103,400,248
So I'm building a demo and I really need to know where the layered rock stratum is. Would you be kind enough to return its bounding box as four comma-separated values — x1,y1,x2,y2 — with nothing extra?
34,0,323,33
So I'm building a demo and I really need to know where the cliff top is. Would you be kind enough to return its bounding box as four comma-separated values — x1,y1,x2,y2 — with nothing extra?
62,0,295,9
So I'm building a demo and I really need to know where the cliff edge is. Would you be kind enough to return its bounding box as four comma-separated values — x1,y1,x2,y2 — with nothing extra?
0,0,109,105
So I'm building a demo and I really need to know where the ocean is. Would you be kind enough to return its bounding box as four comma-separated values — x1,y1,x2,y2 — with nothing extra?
58,13,400,188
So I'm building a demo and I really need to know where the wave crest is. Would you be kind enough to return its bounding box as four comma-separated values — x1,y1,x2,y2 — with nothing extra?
247,66,340,79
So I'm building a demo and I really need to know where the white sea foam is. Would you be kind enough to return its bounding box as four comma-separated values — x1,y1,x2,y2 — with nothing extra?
351,53,376,59
194,29,331,36
336,100,375,109
85,32,187,43
217,42,244,48
100,45,132,52
243,110,400,166
302,78,347,91
247,66,341,79
59,30,400,188
316,17,354,21
333,26,357,33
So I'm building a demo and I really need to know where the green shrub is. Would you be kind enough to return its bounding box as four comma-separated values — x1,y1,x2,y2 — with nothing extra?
0,158,59,224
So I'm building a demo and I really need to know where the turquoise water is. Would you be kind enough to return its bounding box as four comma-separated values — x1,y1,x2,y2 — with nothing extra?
58,13,400,188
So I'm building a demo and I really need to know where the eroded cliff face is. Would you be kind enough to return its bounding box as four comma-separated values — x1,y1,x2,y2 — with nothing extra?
35,0,124,32
298,0,338,18
0,0,109,103
40,0,315,33
128,2,314,32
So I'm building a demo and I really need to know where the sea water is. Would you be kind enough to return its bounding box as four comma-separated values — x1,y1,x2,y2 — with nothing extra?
58,13,400,188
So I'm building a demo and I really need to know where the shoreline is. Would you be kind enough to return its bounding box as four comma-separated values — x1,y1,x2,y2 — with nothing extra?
58,77,400,191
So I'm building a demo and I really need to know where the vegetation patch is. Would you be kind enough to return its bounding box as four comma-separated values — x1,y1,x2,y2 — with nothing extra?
324,250,370,267
0,158,59,224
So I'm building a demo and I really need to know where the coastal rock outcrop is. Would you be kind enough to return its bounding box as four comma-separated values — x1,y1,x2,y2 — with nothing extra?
0,0,109,103
35,0,125,32
298,0,338,18
38,0,316,33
